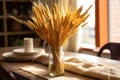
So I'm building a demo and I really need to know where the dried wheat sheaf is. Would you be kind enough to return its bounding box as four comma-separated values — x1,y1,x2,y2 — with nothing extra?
11,1,92,48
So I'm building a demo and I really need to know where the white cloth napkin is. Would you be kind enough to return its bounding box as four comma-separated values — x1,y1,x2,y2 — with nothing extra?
64,57,120,80
22,54,120,80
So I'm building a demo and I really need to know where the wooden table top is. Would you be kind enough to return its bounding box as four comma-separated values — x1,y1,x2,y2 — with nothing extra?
0,47,120,80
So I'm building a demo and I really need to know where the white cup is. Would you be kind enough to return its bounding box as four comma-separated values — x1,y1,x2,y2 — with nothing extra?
24,38,34,52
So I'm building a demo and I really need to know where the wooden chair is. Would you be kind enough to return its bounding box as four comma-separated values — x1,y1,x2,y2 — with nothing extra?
0,66,17,80
97,43,120,60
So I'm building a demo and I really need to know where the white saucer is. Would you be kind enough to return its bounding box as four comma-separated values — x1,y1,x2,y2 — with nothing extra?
2,52,39,61
13,48,45,56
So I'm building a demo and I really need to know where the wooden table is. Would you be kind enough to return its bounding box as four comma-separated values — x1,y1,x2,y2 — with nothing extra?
0,47,120,80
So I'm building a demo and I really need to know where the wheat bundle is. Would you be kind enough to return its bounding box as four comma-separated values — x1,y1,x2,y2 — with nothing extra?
11,1,92,76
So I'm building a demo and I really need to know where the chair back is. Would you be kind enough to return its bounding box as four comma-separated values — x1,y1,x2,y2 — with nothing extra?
97,43,120,60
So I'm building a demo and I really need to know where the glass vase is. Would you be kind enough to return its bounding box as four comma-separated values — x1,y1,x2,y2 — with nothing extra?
49,46,64,77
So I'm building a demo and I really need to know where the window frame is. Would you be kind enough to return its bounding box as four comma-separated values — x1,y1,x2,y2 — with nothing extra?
95,0,109,47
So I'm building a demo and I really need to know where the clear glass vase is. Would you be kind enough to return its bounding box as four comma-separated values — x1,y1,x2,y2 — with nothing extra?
49,46,64,77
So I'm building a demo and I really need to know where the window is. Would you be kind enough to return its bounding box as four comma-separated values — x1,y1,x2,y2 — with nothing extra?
76,0,95,49
109,0,120,42
78,0,109,49
79,0,120,49
61,0,108,51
